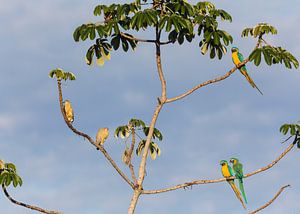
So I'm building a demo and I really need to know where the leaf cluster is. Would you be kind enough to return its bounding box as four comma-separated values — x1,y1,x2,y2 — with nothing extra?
242,23,277,38
280,122,300,148
243,23,299,69
114,118,163,160
73,0,234,66
0,161,23,188
49,68,76,81
249,46,299,68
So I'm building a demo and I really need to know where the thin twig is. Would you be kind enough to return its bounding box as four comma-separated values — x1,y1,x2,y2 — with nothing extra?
142,142,295,194
2,185,62,214
249,185,290,214
57,80,134,189
120,32,156,43
281,135,293,144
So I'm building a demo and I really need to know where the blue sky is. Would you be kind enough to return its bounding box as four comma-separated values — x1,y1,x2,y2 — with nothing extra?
0,0,300,213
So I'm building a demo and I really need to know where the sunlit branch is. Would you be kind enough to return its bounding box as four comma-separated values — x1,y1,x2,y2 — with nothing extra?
249,185,290,214
2,185,62,214
56,80,134,189
142,141,295,194
129,128,137,186
165,60,248,103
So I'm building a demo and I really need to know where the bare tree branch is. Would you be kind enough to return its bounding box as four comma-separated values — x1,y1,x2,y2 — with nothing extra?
2,185,62,214
165,60,248,103
249,185,290,214
142,142,295,194
129,128,137,186
56,80,134,189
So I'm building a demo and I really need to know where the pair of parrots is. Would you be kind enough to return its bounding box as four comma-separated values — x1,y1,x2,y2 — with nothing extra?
220,158,247,209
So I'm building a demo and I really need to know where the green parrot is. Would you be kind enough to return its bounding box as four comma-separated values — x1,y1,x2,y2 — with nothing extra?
220,160,246,209
231,47,263,95
230,158,247,204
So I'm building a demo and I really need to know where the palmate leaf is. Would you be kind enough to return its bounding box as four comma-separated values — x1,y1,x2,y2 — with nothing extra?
136,140,161,160
249,46,299,69
114,125,130,139
142,127,163,141
280,123,300,136
128,118,146,128
49,69,76,81
0,161,22,188
242,23,277,38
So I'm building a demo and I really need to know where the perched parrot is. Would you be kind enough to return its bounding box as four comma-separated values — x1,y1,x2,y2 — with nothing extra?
63,100,74,123
220,160,246,209
230,158,247,204
231,47,263,95
0,159,5,173
96,128,109,149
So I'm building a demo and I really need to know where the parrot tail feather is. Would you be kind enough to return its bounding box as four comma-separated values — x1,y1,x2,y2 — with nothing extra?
240,69,263,95
238,179,248,204
229,181,247,209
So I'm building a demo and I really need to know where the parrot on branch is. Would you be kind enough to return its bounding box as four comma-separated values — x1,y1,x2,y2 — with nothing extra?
220,160,246,209
96,128,109,149
63,100,74,123
231,47,263,95
230,158,247,204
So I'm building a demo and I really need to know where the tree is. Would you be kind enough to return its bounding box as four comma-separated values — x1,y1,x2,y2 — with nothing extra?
1,0,299,214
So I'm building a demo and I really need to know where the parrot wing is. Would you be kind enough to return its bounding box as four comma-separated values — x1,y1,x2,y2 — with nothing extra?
237,52,245,62
228,165,234,176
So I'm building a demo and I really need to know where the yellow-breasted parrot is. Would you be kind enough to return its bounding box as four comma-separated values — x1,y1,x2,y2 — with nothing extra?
96,128,109,149
220,160,246,209
230,158,247,204
231,47,263,95
63,100,74,123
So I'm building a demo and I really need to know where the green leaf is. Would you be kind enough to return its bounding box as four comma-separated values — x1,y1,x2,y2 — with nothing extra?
201,42,209,55
253,49,262,66
5,163,16,172
5,174,12,186
210,47,216,59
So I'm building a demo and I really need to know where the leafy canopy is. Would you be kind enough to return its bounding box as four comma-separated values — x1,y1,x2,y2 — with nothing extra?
115,118,163,161
243,23,299,69
73,0,234,65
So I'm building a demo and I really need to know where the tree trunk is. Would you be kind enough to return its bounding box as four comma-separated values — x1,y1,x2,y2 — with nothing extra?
128,189,141,214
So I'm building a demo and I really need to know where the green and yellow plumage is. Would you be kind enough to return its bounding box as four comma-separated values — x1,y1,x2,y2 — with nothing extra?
231,47,263,95
230,158,247,204
220,160,246,209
